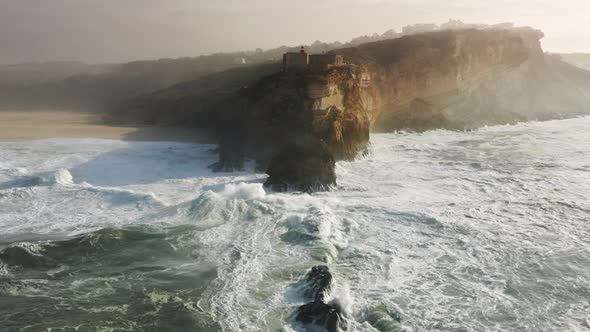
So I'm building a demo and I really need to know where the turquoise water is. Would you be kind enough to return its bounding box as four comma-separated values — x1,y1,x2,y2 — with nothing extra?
1,117,589,331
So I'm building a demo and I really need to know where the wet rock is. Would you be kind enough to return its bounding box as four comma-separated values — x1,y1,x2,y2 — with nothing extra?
264,142,336,192
296,300,345,332
303,265,334,302
294,265,345,332
209,134,245,172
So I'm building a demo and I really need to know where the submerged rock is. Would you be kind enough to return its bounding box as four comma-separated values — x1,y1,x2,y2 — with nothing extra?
264,142,336,192
366,304,403,332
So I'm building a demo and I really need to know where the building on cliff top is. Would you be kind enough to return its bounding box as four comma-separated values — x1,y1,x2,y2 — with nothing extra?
283,47,344,72
283,47,308,72
309,54,344,72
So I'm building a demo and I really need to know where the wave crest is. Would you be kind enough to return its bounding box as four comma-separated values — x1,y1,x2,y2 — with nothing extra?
54,169,74,186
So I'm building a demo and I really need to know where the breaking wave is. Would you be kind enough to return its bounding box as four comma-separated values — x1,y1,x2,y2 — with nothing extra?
54,168,74,186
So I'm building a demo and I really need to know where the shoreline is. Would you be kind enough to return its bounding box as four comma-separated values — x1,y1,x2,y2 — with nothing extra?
0,110,217,143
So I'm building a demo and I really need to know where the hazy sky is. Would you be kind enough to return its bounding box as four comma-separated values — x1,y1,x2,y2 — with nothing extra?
0,0,588,64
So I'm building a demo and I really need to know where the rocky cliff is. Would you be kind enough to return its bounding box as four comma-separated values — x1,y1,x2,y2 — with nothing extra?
208,63,372,191
214,27,590,189
226,65,371,163
336,28,590,131
112,27,590,190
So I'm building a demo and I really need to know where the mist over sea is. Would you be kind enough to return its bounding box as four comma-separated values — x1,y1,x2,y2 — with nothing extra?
1,117,589,331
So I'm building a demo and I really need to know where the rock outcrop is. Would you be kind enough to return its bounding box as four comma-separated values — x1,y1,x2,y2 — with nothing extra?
335,28,590,131
213,64,372,191
300,265,335,303
293,266,345,332
226,65,372,165
114,27,590,191
217,28,590,189
216,27,590,190
264,142,336,192
296,301,344,332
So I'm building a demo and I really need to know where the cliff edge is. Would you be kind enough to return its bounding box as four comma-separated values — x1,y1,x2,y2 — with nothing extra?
214,28,590,190
114,27,590,191
337,27,589,131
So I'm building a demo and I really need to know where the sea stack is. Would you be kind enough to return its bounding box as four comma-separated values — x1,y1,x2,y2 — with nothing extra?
209,28,590,190
264,141,337,192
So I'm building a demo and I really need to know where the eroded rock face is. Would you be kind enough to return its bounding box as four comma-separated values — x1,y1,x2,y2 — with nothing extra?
209,133,245,172
207,65,372,188
213,65,372,189
334,28,589,131
264,142,336,192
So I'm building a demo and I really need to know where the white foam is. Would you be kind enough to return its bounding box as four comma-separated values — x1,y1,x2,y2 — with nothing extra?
54,168,74,186
0,262,10,276
10,242,46,257
328,282,354,316
0,139,265,235
219,182,266,200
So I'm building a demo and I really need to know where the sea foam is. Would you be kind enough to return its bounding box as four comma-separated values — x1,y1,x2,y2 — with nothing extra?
54,169,74,186
220,182,266,200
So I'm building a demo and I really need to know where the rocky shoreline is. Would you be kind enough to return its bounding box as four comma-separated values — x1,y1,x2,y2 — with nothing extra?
106,27,590,193
208,28,590,192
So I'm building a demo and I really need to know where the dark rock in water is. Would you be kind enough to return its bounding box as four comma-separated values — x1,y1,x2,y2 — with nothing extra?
296,301,345,332
264,142,336,192
294,265,345,332
209,134,245,172
303,265,334,302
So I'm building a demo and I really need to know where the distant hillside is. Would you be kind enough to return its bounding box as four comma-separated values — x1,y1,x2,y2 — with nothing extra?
0,54,277,112
0,30,406,113
2,21,484,113
113,28,590,134
559,53,590,71
0,19,526,114
0,61,116,86
105,62,281,126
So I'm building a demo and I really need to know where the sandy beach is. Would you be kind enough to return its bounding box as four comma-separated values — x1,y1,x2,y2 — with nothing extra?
0,110,216,143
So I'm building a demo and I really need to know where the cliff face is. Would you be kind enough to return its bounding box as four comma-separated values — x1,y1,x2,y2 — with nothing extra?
216,66,372,172
213,28,590,189
338,28,590,131
110,28,587,189
214,67,371,190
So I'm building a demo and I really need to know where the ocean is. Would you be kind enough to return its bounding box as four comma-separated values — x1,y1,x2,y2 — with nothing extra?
0,117,589,331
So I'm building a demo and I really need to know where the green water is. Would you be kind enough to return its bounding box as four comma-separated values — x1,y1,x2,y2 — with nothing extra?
1,227,221,331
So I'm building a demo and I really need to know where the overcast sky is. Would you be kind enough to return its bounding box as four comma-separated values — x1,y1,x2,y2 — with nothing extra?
0,0,588,64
